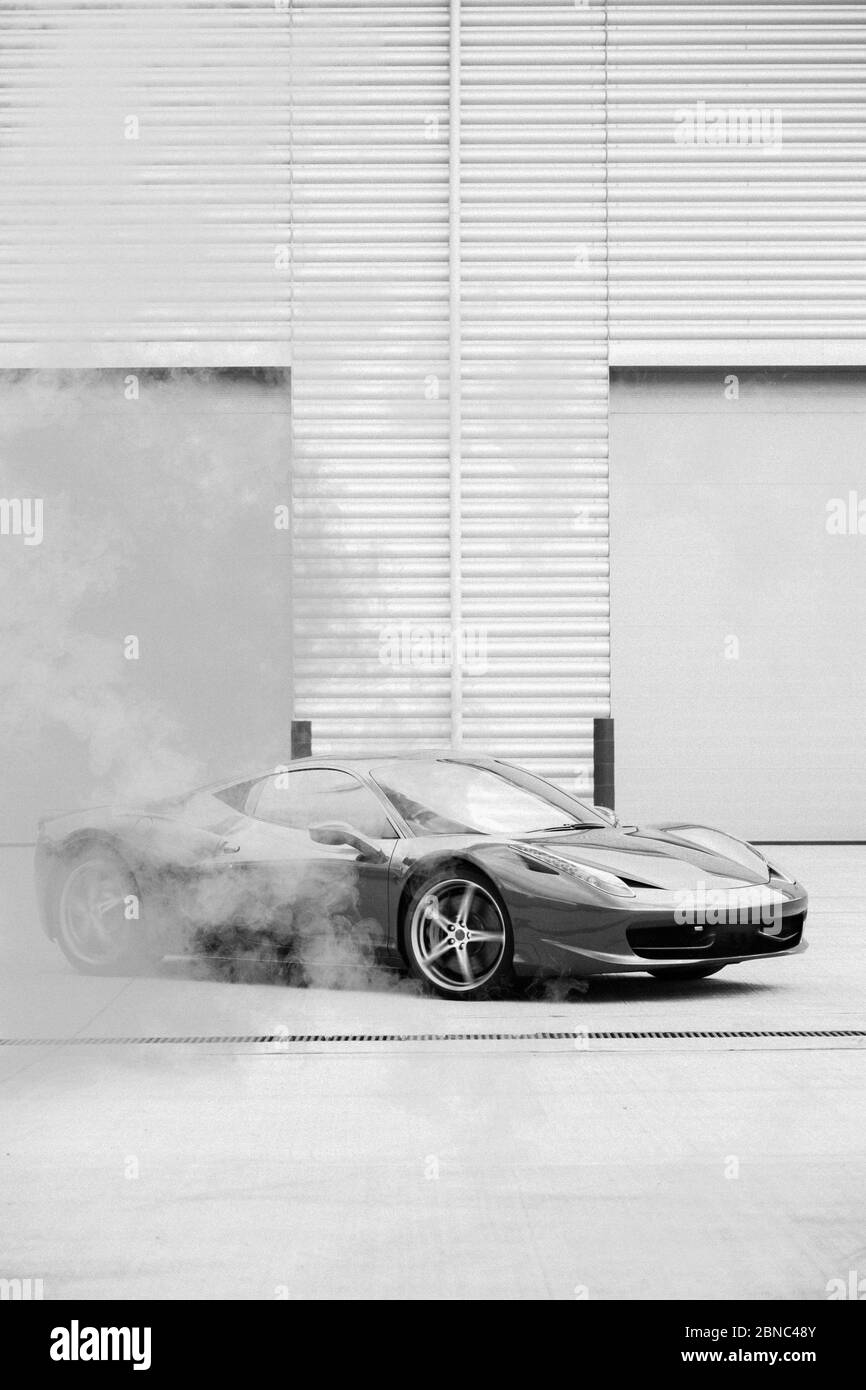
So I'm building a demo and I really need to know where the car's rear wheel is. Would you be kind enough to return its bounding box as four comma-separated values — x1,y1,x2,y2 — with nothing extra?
56,848,151,975
404,872,513,1000
649,964,726,981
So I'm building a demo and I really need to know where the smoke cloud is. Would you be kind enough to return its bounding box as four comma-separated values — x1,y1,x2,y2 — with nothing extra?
157,858,396,993
1,368,406,995
0,368,291,832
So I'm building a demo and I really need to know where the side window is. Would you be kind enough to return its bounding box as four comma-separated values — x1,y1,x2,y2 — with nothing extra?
251,769,397,839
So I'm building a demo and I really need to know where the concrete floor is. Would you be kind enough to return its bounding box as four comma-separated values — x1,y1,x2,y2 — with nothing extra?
1,844,864,1300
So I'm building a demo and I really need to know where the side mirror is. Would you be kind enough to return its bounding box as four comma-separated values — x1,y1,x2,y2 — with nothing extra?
308,821,386,864
593,805,620,829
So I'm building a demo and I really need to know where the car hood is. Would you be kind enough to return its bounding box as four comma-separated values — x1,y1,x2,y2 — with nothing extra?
514,823,772,891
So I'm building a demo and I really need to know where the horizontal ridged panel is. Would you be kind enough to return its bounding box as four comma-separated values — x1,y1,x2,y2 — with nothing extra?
290,1,452,756
460,0,609,796
0,1,290,348
609,1,866,363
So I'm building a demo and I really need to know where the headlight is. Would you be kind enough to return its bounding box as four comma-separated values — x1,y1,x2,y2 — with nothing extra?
509,842,636,898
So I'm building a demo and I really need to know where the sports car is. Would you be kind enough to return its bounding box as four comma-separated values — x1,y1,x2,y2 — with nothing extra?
34,753,808,999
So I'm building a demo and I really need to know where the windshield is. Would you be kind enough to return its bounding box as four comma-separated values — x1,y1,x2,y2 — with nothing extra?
371,760,605,837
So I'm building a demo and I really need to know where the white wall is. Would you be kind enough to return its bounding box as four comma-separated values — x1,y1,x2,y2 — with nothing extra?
610,369,866,841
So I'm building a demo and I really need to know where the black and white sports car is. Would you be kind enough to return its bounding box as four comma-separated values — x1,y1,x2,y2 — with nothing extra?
35,754,808,999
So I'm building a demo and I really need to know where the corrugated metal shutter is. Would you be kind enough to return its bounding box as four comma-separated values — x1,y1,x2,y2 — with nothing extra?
291,1,609,793
289,1,453,755
458,1,609,796
0,0,291,363
608,1,866,365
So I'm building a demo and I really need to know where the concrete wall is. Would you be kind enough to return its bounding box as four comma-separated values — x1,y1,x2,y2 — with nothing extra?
610,369,866,841
0,370,292,843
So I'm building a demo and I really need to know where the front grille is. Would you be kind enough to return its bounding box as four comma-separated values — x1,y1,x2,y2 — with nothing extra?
626,912,805,961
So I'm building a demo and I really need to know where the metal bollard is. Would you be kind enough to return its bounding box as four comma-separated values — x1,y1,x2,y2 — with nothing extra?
291,719,312,761
593,716,615,811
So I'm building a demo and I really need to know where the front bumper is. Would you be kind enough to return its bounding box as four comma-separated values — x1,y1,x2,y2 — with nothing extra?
513,878,808,977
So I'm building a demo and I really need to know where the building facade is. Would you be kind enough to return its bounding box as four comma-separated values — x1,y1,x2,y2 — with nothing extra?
1,1,864,839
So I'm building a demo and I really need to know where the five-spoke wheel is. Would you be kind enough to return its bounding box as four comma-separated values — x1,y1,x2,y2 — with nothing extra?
56,849,148,975
405,873,512,999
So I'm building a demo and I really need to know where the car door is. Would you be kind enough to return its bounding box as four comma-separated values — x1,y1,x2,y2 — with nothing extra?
222,767,397,951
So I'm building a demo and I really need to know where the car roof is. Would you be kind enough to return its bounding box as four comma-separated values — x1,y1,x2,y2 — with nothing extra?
198,751,500,796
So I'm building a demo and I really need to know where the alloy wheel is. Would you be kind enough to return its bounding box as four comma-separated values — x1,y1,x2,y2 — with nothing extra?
409,878,507,994
59,857,134,968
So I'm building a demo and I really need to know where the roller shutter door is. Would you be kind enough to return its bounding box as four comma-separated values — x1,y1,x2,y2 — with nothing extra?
291,1,609,793
0,0,291,362
608,1,866,365
289,2,453,755
458,0,609,795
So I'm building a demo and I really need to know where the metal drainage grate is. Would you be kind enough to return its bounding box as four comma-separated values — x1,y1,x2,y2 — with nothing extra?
0,1028,864,1046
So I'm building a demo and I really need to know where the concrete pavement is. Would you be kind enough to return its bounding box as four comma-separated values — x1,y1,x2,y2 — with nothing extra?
1,845,864,1299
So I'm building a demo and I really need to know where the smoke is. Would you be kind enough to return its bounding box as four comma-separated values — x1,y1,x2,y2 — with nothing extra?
155,858,404,994
0,368,291,830
534,976,590,1003
0,368,412,994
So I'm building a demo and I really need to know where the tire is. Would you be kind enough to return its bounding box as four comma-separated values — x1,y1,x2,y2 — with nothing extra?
403,870,513,1000
55,846,152,976
649,964,726,981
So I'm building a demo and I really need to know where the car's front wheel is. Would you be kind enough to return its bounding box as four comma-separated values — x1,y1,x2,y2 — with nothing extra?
404,871,513,1000
55,847,152,975
649,964,726,981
